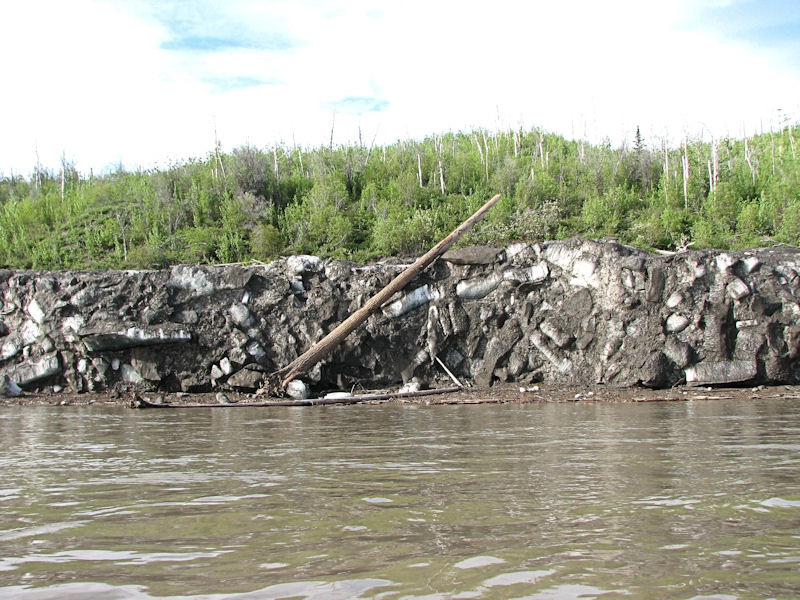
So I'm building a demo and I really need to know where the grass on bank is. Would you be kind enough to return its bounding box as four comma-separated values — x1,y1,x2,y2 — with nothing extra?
1,124,798,270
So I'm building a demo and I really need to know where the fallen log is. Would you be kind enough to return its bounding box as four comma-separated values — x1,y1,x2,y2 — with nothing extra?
130,386,463,409
267,193,502,395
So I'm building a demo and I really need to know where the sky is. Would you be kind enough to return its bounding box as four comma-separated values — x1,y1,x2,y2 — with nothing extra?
1,0,799,175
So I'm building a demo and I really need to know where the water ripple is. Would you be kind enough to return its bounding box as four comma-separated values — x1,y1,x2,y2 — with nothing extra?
0,400,798,598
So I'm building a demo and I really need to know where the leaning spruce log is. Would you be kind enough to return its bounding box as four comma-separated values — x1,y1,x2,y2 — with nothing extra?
268,193,502,394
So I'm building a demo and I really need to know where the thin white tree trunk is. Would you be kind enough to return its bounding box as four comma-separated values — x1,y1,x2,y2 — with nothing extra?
745,139,755,185
482,131,490,181
663,139,669,204
682,139,690,211
417,149,423,188
474,134,484,166
60,152,65,200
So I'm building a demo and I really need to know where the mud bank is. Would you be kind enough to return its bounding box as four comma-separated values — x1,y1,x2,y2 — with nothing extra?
2,384,798,408
1,239,799,397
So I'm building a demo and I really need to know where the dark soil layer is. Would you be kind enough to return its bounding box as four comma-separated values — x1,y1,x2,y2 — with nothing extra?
2,240,800,399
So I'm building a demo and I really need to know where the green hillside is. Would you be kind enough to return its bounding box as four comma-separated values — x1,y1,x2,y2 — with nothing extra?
1,124,798,270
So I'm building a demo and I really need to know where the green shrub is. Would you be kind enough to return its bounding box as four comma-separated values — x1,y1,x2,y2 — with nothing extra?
282,177,353,256
251,223,283,258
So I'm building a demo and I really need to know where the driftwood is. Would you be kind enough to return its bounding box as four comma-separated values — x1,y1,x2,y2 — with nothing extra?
268,193,502,395
130,386,462,409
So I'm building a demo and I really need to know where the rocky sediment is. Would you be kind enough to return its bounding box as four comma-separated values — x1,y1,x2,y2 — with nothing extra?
1,239,799,397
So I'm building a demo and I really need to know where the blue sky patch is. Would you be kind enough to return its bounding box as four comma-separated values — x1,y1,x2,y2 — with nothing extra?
327,97,390,115
704,0,800,51
206,75,283,93
145,0,300,54
162,35,256,52
160,33,297,53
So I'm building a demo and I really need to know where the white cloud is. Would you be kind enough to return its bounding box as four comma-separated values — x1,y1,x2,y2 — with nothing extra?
1,0,798,174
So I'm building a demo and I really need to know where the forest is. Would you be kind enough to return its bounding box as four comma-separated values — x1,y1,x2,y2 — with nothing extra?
0,123,798,270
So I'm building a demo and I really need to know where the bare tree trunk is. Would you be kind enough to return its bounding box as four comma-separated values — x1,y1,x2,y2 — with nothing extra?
417,148,423,188
474,134,484,166
214,124,226,180
482,131,490,181
60,152,66,200
682,138,690,211
712,138,719,190
771,127,775,176
365,128,378,165
116,211,129,263
745,138,756,185
270,194,503,392
663,139,669,205
539,134,545,169
358,125,366,171
436,137,445,195
707,159,713,197
34,147,42,192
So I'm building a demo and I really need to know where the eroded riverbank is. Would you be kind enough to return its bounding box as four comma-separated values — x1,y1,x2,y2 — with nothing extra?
1,239,799,397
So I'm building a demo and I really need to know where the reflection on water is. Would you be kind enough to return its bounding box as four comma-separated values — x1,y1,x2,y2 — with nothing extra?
1,398,799,599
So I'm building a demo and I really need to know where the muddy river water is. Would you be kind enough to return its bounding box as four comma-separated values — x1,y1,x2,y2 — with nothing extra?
1,398,799,599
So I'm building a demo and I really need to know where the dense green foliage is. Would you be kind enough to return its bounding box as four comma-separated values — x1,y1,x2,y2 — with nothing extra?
1,124,798,270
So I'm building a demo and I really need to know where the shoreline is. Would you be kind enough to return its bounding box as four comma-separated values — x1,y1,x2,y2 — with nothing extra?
3,383,797,408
